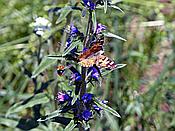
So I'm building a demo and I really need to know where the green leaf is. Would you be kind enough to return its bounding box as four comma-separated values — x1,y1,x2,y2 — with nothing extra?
102,64,126,76
47,55,65,60
42,22,66,41
0,117,18,128
92,11,97,34
111,0,123,4
71,94,79,105
0,36,30,47
6,93,49,116
64,120,77,131
94,98,121,118
110,5,124,13
103,0,108,13
103,32,126,41
104,111,119,130
56,6,73,24
62,40,82,56
82,120,90,130
0,44,27,52
32,57,57,78
37,109,62,122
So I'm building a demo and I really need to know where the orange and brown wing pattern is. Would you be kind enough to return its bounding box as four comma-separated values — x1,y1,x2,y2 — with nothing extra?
78,37,104,60
78,42,103,60
78,56,96,67
96,55,117,69
78,38,117,69
78,54,117,69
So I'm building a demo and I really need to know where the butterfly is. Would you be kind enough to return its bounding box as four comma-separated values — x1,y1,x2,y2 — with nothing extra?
78,40,117,69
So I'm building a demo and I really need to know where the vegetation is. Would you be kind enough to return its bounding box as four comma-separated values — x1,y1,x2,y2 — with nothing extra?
0,0,175,130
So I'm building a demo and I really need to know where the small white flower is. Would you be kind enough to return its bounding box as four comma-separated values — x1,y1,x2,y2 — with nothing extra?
33,17,51,27
31,17,51,37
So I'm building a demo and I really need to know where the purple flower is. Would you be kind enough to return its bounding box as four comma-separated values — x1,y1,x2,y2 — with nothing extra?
82,110,92,121
83,47,88,52
83,0,96,10
82,93,93,103
88,67,100,80
70,73,82,82
96,23,106,34
56,92,71,103
70,24,79,36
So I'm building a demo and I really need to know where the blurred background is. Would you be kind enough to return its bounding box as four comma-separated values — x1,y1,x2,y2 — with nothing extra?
0,0,175,130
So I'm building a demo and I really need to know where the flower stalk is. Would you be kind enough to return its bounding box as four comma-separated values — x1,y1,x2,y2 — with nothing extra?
78,10,93,131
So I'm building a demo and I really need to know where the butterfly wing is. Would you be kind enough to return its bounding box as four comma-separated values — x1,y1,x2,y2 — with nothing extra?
96,55,117,69
79,54,117,69
78,43,103,60
78,56,96,67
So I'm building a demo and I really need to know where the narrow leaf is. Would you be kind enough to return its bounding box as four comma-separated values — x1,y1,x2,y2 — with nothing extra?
62,40,82,56
0,44,27,52
82,121,90,130
37,109,62,122
0,117,18,128
6,93,49,116
92,11,97,34
64,120,77,131
56,6,72,24
103,0,108,13
104,111,119,130
0,36,29,47
47,55,65,60
94,98,121,117
111,0,123,4
32,57,57,78
71,95,78,105
103,32,126,41
110,5,124,13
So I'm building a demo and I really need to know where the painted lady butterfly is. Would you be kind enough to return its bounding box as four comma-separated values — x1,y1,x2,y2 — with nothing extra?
78,41,117,69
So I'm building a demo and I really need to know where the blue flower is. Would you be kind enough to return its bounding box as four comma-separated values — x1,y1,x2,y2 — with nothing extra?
70,73,82,82
96,23,106,34
82,110,92,121
83,47,88,52
82,93,93,103
70,24,79,36
83,0,96,10
88,67,100,81
56,92,71,104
